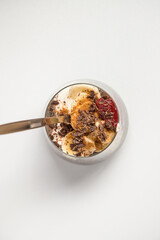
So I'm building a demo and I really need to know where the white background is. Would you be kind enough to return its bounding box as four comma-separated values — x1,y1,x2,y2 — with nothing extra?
0,0,160,239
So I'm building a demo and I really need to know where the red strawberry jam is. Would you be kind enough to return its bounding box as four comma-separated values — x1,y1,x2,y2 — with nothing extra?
95,97,118,129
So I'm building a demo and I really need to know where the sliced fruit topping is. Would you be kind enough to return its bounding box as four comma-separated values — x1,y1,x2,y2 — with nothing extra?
95,97,118,129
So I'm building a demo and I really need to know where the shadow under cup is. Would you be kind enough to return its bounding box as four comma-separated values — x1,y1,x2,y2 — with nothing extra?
44,79,128,165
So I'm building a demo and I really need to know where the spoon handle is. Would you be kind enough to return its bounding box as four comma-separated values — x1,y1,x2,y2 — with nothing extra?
0,117,58,135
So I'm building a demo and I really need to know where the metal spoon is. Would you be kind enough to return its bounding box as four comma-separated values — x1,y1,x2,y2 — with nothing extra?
0,117,59,135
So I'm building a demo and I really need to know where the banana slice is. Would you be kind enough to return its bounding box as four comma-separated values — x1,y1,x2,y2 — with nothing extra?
95,129,116,152
87,129,97,141
62,131,96,157
103,129,116,148
71,98,92,114
82,136,96,157
71,101,94,130
87,120,115,152
94,139,104,152
68,84,101,100
62,132,78,156
68,84,101,110
71,92,89,110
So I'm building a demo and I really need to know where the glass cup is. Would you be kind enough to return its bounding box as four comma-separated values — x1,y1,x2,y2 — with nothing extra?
44,79,128,165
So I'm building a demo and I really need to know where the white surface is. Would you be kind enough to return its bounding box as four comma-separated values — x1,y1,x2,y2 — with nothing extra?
0,0,160,239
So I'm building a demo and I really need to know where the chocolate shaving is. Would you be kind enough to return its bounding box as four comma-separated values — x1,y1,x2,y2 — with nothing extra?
88,103,96,112
105,122,112,129
103,112,114,119
102,95,108,100
98,124,107,142
51,100,59,105
99,124,104,132
98,132,107,142
49,124,57,129
100,93,109,100
72,131,84,137
49,106,54,112
53,141,60,148
70,143,84,151
99,89,109,99
58,128,68,137
60,123,65,128
98,110,114,121
105,121,116,132
49,112,55,117
76,109,96,135
87,90,95,99
72,128,87,137
112,126,116,132
99,112,105,120
58,123,73,137
94,97,98,103
72,137,83,144
76,152,81,157
49,134,54,141
88,125,96,133
60,123,73,131
63,114,71,124
70,144,78,151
